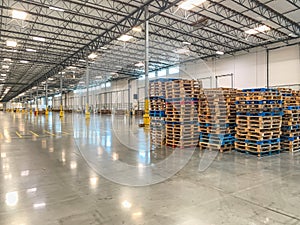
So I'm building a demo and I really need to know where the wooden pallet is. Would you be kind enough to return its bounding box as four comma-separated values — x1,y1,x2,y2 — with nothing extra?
199,142,233,153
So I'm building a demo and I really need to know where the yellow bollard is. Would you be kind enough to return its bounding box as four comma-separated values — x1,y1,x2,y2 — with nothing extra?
143,98,150,125
85,104,90,119
59,105,64,117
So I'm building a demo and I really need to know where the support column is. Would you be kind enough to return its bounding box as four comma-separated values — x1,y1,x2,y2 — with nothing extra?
143,6,150,125
35,87,39,116
266,49,270,88
128,79,131,114
85,63,90,119
59,73,64,117
45,80,49,115
30,93,33,114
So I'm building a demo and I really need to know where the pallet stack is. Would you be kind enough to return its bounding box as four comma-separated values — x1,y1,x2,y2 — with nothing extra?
278,88,300,152
165,79,201,148
235,88,283,157
149,78,178,147
198,88,237,152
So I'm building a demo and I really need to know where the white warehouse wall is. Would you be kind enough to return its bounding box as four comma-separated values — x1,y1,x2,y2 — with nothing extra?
182,44,299,89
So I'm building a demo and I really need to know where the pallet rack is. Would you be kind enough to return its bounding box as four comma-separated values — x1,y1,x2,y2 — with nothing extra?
235,88,283,157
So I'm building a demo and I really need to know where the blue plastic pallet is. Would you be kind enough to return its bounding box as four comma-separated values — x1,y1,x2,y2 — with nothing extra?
281,136,300,141
285,106,300,110
236,111,283,116
236,100,283,104
150,110,165,117
245,138,280,145
150,78,180,83
281,125,300,130
150,96,165,100
242,88,279,92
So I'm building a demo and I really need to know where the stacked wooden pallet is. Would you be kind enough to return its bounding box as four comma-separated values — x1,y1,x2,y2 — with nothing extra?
165,79,201,148
149,78,178,147
235,88,283,157
198,88,237,152
279,88,300,152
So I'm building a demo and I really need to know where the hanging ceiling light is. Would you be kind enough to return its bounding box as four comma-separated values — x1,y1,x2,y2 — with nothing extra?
49,6,65,12
117,34,133,42
12,9,28,20
134,62,144,67
6,40,17,47
216,51,224,55
132,26,142,32
88,53,98,59
245,25,270,35
32,36,46,42
178,0,206,11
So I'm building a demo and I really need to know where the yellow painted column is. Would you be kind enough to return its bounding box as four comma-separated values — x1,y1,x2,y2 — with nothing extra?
85,103,90,119
143,98,150,125
59,105,64,117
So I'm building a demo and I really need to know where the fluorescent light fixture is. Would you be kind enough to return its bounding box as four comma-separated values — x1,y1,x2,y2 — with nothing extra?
20,60,29,64
132,26,142,32
1,74,7,77
26,48,37,52
12,9,28,20
6,40,17,47
67,66,76,69
100,46,108,50
173,48,190,54
245,28,258,35
255,25,270,32
134,62,144,67
216,51,224,55
79,59,86,62
245,25,270,35
178,0,206,10
183,41,191,45
33,36,46,42
288,33,297,38
2,65,9,69
88,52,98,59
3,58,12,62
117,34,133,42
49,6,65,12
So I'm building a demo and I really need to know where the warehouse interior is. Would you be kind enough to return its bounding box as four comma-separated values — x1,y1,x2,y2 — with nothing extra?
0,0,300,224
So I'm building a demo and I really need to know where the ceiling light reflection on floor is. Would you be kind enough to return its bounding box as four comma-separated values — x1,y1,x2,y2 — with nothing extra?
5,191,18,206
21,170,30,176
89,177,98,188
33,202,46,209
26,188,37,193
122,200,132,209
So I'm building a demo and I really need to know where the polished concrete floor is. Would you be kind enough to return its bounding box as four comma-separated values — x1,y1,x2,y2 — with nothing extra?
0,111,300,225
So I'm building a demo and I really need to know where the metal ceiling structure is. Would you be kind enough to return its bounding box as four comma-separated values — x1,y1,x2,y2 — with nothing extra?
0,0,299,102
